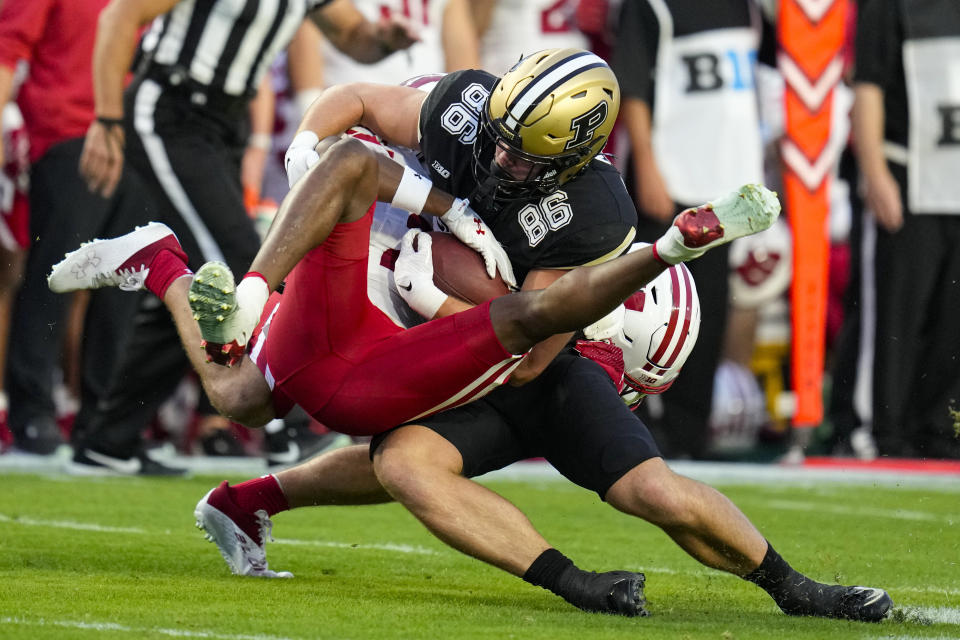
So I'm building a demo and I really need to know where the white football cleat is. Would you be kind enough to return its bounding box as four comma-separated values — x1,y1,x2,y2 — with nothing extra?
194,481,293,578
188,261,268,366
654,184,781,264
48,222,185,293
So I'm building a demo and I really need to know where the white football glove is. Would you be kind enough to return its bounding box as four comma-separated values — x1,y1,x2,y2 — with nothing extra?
394,230,448,319
284,130,321,188
440,198,516,289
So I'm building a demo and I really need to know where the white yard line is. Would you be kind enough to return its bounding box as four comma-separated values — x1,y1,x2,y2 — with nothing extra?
2,510,958,600
272,538,438,555
0,616,296,640
890,606,960,626
0,512,147,534
756,499,955,523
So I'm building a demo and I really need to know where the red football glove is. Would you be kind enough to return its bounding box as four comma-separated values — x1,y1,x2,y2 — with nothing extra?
573,339,626,393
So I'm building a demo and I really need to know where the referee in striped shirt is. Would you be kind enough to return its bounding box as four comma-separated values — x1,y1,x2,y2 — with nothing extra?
70,0,417,473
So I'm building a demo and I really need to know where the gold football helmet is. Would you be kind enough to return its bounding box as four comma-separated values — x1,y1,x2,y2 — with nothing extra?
473,48,620,203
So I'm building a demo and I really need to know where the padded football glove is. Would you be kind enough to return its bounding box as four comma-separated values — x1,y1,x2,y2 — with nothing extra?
394,230,448,319
440,198,517,289
284,130,321,188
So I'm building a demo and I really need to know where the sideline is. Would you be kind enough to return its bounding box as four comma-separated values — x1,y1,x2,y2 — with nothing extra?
2,448,960,490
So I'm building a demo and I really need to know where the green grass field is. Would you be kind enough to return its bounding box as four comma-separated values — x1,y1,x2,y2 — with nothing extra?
1,469,958,639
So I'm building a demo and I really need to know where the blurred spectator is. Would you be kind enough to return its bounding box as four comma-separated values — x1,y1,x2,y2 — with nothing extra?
471,0,589,75
0,0,158,458
576,0,622,61
611,0,771,458
0,72,29,452
841,0,960,459
262,0,478,206
260,22,328,207
68,0,418,474
709,217,792,457
322,0,477,86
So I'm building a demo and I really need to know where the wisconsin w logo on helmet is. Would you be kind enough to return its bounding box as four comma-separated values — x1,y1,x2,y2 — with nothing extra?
472,48,620,204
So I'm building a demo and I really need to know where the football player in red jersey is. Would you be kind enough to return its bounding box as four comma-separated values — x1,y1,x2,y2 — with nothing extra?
50,49,888,622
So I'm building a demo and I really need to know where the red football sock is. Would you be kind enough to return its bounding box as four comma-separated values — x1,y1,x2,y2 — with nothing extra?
228,474,290,516
144,249,193,299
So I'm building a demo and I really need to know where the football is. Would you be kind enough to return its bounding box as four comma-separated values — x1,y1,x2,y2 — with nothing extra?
427,231,510,305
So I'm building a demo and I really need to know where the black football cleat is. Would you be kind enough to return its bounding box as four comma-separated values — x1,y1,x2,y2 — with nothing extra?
831,586,893,622
779,583,893,622
578,571,649,617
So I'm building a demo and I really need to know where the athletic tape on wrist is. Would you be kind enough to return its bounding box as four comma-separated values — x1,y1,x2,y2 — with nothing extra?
391,165,433,214
653,227,688,265
236,274,270,317
243,271,269,287
441,197,469,221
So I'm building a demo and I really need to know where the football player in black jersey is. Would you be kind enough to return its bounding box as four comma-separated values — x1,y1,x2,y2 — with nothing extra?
54,47,889,621
218,48,889,622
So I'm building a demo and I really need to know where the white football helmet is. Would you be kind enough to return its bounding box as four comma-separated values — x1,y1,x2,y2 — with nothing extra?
617,261,700,406
582,252,701,407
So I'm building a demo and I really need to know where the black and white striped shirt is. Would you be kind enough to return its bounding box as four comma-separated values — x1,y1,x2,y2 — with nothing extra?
139,0,332,97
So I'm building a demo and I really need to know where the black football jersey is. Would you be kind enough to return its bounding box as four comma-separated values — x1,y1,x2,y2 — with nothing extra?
418,70,638,284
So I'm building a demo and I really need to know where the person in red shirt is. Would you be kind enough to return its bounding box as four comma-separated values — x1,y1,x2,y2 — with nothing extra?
0,0,163,460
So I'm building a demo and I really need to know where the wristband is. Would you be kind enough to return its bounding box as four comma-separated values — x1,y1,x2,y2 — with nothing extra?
96,115,124,128
391,165,433,214
248,133,272,151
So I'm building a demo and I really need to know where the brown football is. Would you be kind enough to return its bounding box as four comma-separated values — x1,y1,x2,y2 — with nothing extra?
427,231,510,305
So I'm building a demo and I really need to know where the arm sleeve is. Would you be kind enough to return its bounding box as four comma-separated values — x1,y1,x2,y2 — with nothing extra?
610,0,659,102
0,0,55,70
853,0,898,88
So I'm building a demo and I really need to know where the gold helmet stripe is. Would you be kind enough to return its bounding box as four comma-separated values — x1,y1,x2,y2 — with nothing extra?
503,51,609,132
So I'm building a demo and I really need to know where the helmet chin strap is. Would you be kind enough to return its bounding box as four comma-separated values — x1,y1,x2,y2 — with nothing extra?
468,174,504,213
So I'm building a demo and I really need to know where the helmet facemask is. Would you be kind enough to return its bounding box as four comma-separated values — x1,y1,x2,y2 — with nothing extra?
471,107,595,205
470,48,619,207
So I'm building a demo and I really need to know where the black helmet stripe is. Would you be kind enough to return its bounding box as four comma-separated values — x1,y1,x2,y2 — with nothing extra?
502,51,608,132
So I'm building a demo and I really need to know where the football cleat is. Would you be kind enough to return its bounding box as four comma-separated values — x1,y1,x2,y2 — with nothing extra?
9,415,64,456
69,447,187,476
654,184,781,265
189,262,245,366
778,583,893,623
189,261,265,366
825,586,893,623
265,416,343,469
194,481,293,578
48,222,184,293
189,261,238,344
575,570,649,617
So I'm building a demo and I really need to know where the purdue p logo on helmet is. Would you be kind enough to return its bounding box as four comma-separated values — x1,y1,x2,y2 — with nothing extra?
475,48,621,202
